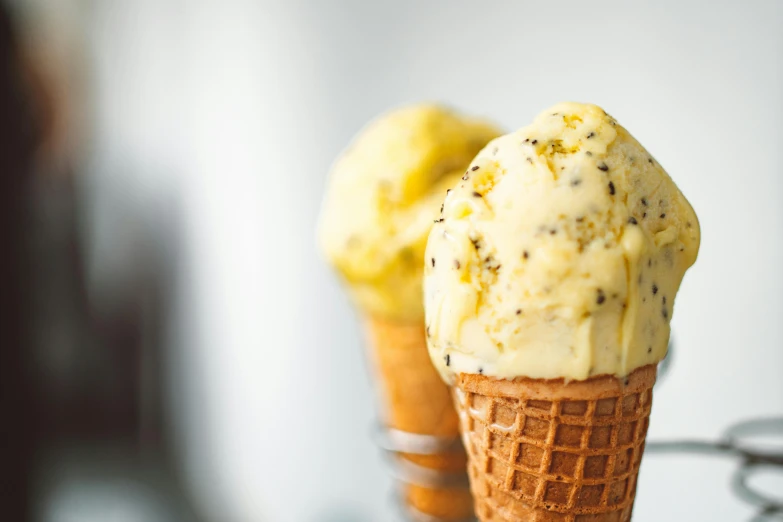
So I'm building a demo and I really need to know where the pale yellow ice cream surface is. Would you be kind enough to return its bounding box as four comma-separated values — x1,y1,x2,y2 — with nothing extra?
319,104,502,321
425,102,700,382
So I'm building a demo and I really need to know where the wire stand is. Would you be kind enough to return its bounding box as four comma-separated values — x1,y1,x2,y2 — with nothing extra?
373,426,476,522
647,417,783,520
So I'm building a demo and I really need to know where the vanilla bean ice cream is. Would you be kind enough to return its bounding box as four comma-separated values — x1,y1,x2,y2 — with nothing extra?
424,102,700,382
319,104,501,320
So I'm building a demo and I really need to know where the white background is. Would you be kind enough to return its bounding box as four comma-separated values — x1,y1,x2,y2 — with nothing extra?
82,1,782,521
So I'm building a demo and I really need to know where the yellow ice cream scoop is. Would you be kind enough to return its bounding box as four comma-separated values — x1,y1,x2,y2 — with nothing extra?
319,104,502,320
425,102,700,382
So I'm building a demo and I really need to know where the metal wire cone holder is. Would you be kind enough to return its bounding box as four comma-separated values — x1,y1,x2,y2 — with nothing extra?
374,340,783,521
644,339,783,520
371,426,475,522
646,416,783,520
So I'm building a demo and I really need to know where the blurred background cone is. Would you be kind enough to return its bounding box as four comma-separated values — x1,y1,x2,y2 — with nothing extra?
365,316,474,521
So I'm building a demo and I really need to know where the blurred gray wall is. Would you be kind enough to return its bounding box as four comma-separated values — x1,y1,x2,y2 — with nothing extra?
83,1,782,521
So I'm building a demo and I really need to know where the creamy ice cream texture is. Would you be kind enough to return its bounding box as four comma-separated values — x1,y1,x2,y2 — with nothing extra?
319,104,502,320
425,102,700,382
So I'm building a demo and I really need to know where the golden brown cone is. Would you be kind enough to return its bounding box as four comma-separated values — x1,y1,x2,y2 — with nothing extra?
365,316,474,521
453,365,657,522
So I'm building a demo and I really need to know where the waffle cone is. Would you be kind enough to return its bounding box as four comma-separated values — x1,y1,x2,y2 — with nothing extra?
365,316,474,521
453,365,657,522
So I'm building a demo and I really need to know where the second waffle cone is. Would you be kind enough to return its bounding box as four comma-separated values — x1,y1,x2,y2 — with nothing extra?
365,316,474,521
453,365,657,522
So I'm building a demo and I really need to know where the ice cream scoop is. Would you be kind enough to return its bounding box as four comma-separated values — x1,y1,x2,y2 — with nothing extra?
319,104,501,320
425,102,700,383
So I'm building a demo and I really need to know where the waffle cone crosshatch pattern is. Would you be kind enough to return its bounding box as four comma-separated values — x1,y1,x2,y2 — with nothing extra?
453,365,657,522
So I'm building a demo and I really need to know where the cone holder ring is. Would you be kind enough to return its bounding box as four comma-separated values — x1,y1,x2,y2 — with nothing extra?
384,452,471,489
373,426,475,521
372,426,470,488
650,340,783,517
732,462,783,516
373,426,465,456
728,417,783,517
647,413,783,517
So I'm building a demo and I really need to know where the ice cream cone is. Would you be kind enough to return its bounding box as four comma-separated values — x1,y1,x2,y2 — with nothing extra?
422,103,698,521
365,315,475,521
452,364,657,522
